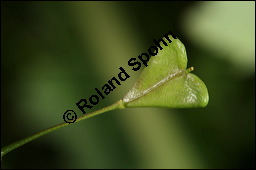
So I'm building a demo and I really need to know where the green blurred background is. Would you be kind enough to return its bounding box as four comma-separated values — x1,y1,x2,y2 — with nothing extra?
1,1,255,169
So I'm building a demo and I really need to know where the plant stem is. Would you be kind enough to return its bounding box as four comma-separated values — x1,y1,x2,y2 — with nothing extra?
1,100,125,159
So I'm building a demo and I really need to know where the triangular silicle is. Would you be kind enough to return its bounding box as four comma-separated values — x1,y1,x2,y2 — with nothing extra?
122,35,209,108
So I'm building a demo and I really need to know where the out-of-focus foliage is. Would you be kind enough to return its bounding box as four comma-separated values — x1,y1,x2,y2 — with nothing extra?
1,1,255,169
182,1,255,76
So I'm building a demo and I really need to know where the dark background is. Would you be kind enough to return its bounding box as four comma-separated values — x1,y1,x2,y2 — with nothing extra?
1,1,255,169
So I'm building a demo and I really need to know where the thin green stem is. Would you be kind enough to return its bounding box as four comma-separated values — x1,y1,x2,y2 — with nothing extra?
1,100,125,159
